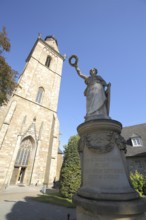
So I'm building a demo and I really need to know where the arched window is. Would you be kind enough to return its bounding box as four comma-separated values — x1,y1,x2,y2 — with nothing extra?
45,55,51,67
35,87,44,104
15,137,33,167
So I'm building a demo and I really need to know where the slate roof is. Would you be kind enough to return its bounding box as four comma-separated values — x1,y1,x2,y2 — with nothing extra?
45,35,58,46
58,148,63,154
121,123,146,157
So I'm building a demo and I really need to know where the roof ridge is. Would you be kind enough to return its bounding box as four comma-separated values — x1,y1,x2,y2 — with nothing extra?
124,123,146,128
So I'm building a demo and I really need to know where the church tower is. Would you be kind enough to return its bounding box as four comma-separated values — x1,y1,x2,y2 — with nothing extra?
0,35,65,189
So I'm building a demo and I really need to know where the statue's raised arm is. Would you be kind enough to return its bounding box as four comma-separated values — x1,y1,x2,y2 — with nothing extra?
69,55,111,121
69,55,87,80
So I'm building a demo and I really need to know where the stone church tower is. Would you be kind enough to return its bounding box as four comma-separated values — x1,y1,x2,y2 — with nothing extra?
0,35,65,190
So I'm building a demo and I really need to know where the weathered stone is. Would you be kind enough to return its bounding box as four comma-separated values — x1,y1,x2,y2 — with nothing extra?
74,119,146,219
0,36,64,190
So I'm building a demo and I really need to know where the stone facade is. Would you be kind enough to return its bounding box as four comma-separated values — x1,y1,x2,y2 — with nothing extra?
127,157,146,176
0,36,64,190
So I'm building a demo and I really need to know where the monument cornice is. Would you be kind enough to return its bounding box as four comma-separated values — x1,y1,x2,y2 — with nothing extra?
77,119,122,136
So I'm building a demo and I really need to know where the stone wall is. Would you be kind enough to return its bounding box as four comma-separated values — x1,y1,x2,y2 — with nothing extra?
127,156,146,177
56,153,63,181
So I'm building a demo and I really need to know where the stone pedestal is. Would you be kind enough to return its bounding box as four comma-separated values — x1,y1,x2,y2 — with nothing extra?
74,119,146,220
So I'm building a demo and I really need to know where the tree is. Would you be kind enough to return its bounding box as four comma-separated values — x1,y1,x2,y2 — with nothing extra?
59,135,81,199
0,26,17,106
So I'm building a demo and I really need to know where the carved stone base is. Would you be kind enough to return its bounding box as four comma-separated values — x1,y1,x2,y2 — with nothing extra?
76,207,146,220
74,195,146,220
75,119,146,220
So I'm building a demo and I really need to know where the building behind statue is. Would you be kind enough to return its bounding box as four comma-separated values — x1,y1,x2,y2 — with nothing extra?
0,35,64,190
122,123,146,176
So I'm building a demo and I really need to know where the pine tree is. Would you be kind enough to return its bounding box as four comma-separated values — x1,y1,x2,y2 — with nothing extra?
0,26,17,105
59,135,81,199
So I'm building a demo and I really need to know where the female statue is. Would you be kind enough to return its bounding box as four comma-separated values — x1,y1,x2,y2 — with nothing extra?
69,55,111,121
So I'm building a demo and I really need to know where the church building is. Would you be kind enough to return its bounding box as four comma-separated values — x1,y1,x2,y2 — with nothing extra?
0,35,65,190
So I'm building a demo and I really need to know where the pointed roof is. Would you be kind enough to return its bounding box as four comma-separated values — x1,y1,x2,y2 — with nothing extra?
21,121,37,142
45,35,58,46
26,36,65,63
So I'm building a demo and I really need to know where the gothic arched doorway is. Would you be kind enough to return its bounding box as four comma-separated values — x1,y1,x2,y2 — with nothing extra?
10,136,34,185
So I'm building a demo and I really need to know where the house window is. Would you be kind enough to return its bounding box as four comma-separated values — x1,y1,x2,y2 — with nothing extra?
45,55,51,68
35,87,44,104
131,137,143,147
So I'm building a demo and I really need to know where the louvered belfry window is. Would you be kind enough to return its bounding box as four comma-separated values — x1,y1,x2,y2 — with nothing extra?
35,87,44,104
45,55,51,67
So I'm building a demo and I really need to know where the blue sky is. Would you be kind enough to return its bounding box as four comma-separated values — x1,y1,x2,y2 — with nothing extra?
1,0,146,150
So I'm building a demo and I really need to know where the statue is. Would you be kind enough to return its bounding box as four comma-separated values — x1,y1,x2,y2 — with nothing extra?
69,55,111,121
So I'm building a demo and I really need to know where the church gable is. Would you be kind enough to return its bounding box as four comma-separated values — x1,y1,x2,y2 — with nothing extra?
21,120,37,143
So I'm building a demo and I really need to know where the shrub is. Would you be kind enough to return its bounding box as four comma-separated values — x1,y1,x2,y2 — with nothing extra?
130,170,146,196
59,135,81,199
